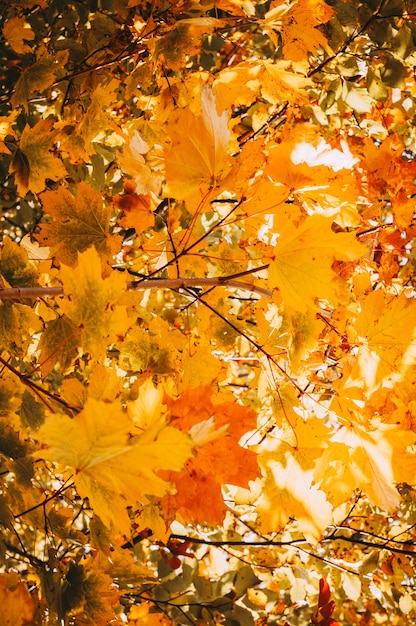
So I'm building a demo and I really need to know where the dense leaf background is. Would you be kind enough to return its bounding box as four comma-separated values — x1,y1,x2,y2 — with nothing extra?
1,0,416,624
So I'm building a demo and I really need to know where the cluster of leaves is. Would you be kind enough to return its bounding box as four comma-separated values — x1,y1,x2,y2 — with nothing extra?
2,0,416,623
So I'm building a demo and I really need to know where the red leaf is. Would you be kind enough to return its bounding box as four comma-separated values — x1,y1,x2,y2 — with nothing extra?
318,578,331,608
321,600,335,619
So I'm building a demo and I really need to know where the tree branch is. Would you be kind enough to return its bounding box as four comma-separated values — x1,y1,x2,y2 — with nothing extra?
0,276,272,300
170,531,416,558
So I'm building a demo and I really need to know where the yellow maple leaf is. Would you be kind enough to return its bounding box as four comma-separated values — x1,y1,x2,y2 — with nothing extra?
10,119,66,196
268,214,366,311
214,0,249,16
58,248,130,358
314,421,416,511
213,61,263,112
348,290,416,392
164,85,231,199
280,0,334,62
37,181,120,268
156,18,222,71
213,59,311,113
36,396,193,535
255,417,333,542
261,59,312,105
37,316,79,377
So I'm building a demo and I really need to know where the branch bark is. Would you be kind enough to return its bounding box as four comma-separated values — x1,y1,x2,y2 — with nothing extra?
0,277,272,300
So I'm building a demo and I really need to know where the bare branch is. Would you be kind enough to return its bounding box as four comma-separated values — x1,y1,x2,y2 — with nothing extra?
0,277,272,300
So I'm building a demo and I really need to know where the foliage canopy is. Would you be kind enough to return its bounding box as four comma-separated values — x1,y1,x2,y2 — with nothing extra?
2,0,416,623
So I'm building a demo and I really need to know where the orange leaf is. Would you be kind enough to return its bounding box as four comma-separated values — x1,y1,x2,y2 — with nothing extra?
161,386,260,524
3,16,35,54
114,181,155,233
0,573,36,626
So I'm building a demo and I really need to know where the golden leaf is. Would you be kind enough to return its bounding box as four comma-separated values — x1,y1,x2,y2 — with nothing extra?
268,215,366,311
314,421,416,511
256,417,333,543
36,395,193,535
164,85,231,199
3,16,35,54
10,120,66,196
261,60,312,105
57,247,130,358
348,290,416,392
37,182,119,268
37,316,79,377
11,52,67,111
280,0,334,62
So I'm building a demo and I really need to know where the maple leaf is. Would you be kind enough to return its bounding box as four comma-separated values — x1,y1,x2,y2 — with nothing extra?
117,131,162,197
261,60,313,105
56,248,130,359
3,16,35,54
11,52,67,111
127,601,174,625
37,316,80,377
314,421,416,511
348,290,416,392
280,0,334,62
164,85,231,199
37,182,119,269
215,0,249,15
213,61,263,112
114,186,155,234
36,396,193,535
161,386,260,524
9,119,66,196
0,236,38,288
0,573,36,626
0,301,42,356
268,215,366,311
254,417,333,543
213,59,312,113
155,18,222,71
